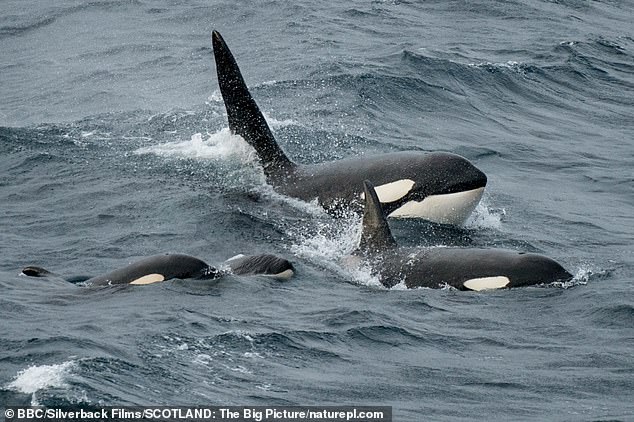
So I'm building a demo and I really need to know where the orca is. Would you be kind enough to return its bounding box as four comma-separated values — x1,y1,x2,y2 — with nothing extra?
21,253,294,286
351,180,572,290
211,31,487,225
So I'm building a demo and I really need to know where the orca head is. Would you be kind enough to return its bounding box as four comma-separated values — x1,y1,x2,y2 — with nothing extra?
510,253,573,288
376,152,487,225
462,252,573,291
226,254,295,280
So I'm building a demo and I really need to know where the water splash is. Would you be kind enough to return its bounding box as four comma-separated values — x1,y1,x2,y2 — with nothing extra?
7,361,75,395
6,360,76,405
289,212,384,288
468,60,530,75
550,264,600,289
257,184,326,218
465,194,505,230
134,130,259,164
290,213,359,261
207,90,223,103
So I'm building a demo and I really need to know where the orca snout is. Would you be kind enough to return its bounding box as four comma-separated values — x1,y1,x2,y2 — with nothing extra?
457,155,487,191
424,152,487,195
472,164,487,190
227,254,296,279
511,253,573,287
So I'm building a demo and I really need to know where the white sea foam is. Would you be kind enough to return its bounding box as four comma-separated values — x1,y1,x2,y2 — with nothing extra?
469,60,521,69
7,360,76,404
290,214,384,288
207,90,223,103
290,215,360,262
227,365,252,374
222,330,255,343
134,130,259,164
465,194,505,230
258,184,326,218
550,264,597,289
193,353,213,365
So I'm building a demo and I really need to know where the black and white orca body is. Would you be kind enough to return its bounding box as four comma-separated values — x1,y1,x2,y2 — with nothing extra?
211,31,487,225
225,253,295,280
21,253,294,286
354,181,572,290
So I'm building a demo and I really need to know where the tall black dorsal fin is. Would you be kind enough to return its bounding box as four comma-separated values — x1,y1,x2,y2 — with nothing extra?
359,180,397,253
212,31,294,176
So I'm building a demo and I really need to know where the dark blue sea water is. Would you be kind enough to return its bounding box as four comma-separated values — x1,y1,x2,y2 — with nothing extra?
1,1,633,420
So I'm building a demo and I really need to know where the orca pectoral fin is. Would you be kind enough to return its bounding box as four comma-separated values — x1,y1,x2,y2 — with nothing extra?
359,180,397,254
211,30,294,175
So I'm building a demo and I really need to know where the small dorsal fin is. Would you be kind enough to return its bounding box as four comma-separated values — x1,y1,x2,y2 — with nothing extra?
21,266,54,277
212,31,294,176
359,180,397,253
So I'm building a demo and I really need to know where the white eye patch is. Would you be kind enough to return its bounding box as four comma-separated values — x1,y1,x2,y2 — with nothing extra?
360,179,415,203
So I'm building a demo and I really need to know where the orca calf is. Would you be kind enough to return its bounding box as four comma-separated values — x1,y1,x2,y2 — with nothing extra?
211,31,487,225
352,180,572,290
21,253,294,286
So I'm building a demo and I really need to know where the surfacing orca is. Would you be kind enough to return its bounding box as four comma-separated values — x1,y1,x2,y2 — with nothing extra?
350,180,572,290
211,30,487,225
21,253,294,286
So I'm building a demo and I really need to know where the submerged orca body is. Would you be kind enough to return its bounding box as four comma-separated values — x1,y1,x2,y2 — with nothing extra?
355,181,572,290
211,31,487,225
22,253,294,286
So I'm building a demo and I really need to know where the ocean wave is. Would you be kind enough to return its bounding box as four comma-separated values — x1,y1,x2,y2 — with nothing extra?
6,360,77,405
589,304,634,329
0,16,56,38
0,1,143,39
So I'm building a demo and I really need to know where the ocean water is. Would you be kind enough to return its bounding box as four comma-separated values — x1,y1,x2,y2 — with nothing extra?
1,0,633,420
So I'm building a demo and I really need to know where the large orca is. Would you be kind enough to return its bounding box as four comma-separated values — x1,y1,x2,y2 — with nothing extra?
351,180,572,290
21,253,294,286
211,31,487,225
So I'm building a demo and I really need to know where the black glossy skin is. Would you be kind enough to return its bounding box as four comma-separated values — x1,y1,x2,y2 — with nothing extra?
21,253,295,286
281,152,487,215
212,31,487,217
358,180,573,290
85,254,215,286
374,248,573,289
226,254,294,276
